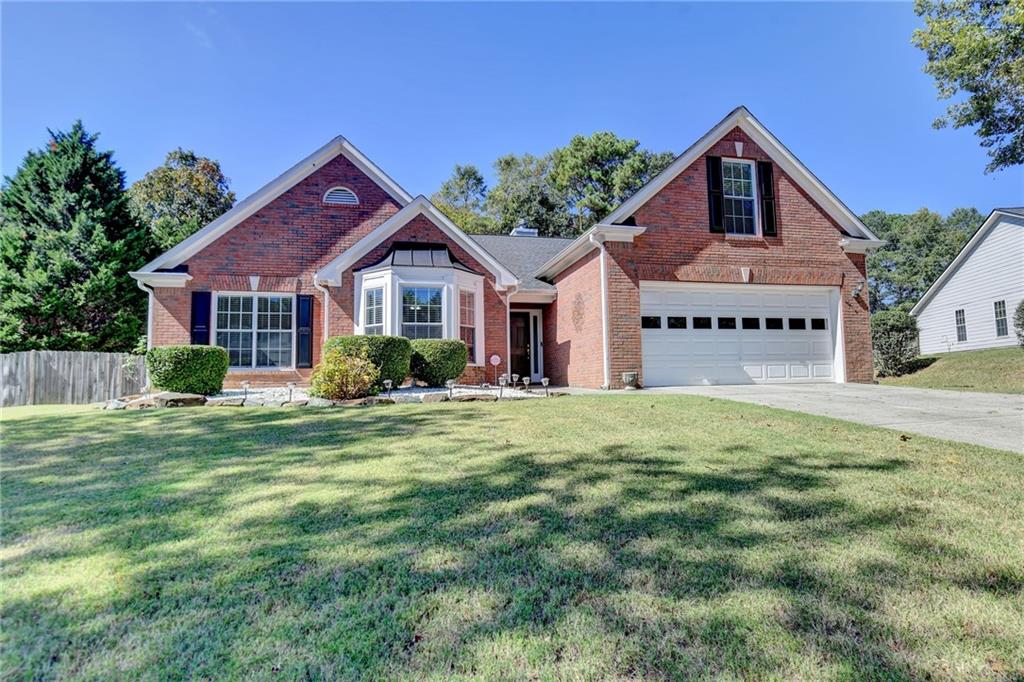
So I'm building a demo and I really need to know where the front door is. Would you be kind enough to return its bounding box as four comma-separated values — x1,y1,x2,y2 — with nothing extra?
510,312,531,379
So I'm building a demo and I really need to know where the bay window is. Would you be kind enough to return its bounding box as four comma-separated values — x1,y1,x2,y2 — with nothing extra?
401,287,443,339
215,293,294,368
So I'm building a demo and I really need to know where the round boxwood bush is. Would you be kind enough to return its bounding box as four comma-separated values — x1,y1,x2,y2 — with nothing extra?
323,335,412,388
146,345,229,395
410,339,468,387
309,347,379,400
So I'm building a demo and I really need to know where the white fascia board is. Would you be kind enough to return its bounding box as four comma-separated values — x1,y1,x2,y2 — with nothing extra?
509,289,556,304
129,271,193,288
533,223,646,280
910,209,1015,316
839,237,886,254
602,106,880,242
137,136,413,273
315,196,519,288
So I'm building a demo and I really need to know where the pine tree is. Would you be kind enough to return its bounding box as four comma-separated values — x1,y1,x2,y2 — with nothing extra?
0,122,151,351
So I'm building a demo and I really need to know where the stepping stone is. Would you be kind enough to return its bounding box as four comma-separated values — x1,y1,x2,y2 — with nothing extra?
206,396,245,407
152,392,206,408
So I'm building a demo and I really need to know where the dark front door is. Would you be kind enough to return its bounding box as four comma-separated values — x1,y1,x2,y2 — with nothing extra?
510,312,531,378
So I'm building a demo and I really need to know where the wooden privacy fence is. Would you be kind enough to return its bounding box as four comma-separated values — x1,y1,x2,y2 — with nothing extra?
1,351,147,407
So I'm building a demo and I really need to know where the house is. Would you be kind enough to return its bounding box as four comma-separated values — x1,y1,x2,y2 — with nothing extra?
130,107,883,389
911,208,1023,355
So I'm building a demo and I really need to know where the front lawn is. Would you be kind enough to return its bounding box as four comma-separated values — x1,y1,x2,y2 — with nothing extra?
880,346,1024,394
3,398,1022,680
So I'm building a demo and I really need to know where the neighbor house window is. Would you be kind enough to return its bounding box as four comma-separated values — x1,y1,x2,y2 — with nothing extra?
459,289,476,361
722,159,757,235
215,294,294,368
955,309,967,342
364,287,384,335
994,300,1008,337
402,287,443,339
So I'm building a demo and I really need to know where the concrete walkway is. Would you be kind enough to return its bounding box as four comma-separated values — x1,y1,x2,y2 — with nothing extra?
571,383,1024,453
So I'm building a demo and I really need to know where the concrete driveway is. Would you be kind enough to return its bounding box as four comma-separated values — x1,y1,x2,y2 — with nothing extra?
638,384,1023,453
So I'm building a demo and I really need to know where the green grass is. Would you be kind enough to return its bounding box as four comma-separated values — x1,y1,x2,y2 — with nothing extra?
880,346,1024,394
2,397,1022,680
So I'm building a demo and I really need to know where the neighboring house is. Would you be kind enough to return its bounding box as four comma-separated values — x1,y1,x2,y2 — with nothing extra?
130,106,882,389
911,208,1024,355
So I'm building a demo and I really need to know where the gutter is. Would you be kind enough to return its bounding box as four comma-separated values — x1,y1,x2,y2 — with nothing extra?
313,275,331,353
589,233,611,390
134,279,155,351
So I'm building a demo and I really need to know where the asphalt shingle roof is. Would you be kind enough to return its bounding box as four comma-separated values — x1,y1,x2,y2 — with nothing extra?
997,207,1024,217
469,234,574,291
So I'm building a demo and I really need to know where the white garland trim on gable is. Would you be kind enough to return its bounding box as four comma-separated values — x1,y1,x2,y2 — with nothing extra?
353,265,486,366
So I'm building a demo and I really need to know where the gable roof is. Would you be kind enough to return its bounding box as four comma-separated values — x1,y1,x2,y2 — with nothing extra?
533,106,881,281
469,235,574,291
911,208,1024,316
314,196,519,288
603,106,879,240
133,136,413,274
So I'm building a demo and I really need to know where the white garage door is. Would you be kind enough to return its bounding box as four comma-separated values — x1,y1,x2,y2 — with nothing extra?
640,282,841,386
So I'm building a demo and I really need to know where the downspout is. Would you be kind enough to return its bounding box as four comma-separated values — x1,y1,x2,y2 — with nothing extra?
589,233,611,389
313,275,330,354
134,279,154,350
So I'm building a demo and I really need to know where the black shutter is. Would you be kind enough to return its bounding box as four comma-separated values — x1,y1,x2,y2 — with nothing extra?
296,294,313,368
190,292,211,345
757,161,777,237
706,156,725,233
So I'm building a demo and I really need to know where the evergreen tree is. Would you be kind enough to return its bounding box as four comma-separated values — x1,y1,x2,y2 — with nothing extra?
0,122,150,351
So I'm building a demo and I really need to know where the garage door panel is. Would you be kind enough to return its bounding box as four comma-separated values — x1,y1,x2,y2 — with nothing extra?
641,283,838,386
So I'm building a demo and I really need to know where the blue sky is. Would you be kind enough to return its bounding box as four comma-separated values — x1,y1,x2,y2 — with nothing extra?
3,2,1021,217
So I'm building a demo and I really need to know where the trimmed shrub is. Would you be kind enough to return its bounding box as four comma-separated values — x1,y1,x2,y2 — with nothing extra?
871,309,920,377
1015,299,1024,349
146,345,229,395
323,335,411,388
309,347,379,400
410,339,468,387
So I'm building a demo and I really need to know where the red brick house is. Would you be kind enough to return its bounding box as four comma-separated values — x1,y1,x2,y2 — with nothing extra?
131,107,883,389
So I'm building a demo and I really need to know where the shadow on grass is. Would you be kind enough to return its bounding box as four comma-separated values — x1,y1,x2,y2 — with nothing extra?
2,402,1021,679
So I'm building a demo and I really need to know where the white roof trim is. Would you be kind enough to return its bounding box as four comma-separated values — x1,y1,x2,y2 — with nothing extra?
129,271,193,288
911,209,1023,316
534,223,647,280
315,196,519,288
839,237,886,254
137,136,413,273
603,106,879,241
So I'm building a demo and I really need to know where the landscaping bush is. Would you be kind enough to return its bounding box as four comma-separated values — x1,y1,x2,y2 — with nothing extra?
1015,300,1024,349
410,339,468,387
309,347,380,400
323,335,411,388
871,309,920,377
146,345,229,395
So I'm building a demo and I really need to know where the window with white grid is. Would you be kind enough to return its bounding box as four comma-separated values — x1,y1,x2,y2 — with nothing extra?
364,287,384,335
955,309,967,343
722,159,757,235
215,294,293,368
401,287,443,339
994,300,1008,337
459,289,476,361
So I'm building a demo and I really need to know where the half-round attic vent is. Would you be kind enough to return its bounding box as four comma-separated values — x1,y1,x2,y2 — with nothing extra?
323,186,359,206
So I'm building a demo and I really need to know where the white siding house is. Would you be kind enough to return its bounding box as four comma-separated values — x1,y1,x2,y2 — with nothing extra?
912,208,1023,355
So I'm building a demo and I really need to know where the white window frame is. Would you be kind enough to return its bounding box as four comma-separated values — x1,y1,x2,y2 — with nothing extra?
400,285,445,340
954,308,967,343
721,157,760,237
364,287,384,335
458,287,483,365
994,300,1008,338
212,292,297,370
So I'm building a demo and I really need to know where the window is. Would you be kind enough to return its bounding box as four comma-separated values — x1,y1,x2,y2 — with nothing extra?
788,318,807,330
693,317,712,329
364,288,384,335
215,294,293,368
667,316,687,329
402,287,443,339
459,290,476,360
811,318,827,330
955,309,967,342
994,300,1008,337
641,316,662,329
742,317,760,330
322,186,359,206
722,159,757,235
765,318,784,330
717,317,737,329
